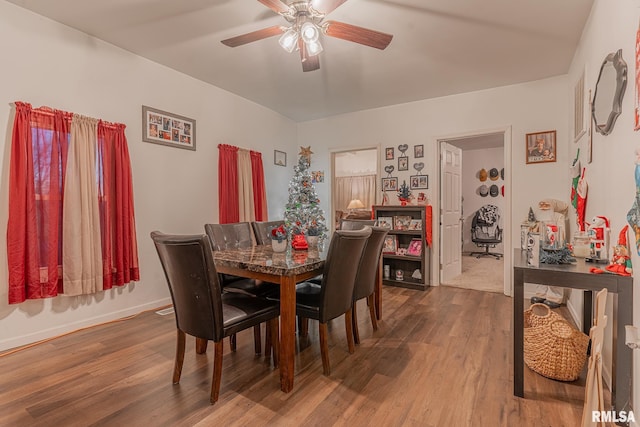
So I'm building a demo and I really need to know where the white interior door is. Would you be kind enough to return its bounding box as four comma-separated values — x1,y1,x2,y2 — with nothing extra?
440,142,463,283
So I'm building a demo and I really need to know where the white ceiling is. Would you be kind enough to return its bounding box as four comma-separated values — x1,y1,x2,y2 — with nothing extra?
5,0,594,122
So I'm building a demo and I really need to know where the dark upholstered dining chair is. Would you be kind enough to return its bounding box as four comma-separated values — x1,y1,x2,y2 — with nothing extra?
351,227,388,344
251,220,285,245
294,227,371,375
204,222,272,354
339,219,376,230
150,231,280,404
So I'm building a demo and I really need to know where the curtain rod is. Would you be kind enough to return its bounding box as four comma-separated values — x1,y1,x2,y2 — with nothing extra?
14,102,126,129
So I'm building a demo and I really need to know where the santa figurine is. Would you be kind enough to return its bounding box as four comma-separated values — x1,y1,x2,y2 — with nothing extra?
587,215,610,262
606,225,633,276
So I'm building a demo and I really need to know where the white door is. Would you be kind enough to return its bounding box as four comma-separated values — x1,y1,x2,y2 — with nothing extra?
440,142,463,283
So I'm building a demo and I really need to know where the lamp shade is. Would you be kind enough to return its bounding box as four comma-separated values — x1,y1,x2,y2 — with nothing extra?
347,199,365,209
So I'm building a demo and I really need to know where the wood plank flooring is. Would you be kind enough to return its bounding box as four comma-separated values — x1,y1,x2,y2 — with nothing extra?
0,285,602,426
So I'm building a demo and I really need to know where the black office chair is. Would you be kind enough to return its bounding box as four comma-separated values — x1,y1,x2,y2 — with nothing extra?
294,227,371,375
150,231,280,404
470,204,503,259
251,220,285,245
351,227,388,344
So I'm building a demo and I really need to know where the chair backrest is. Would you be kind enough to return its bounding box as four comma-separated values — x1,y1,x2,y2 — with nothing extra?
204,222,253,250
319,227,372,322
472,205,502,240
352,227,389,301
340,219,376,230
251,220,285,245
151,231,223,342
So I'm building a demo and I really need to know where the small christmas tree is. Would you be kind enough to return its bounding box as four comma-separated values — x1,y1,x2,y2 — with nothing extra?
283,149,328,242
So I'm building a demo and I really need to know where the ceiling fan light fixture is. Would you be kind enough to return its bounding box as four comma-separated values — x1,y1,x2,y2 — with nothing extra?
306,40,323,56
300,21,319,43
278,28,299,53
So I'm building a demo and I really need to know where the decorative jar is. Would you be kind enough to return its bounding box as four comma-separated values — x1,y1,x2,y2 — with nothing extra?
271,239,287,253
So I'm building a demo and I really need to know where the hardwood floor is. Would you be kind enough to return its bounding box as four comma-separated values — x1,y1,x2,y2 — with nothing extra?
0,285,599,426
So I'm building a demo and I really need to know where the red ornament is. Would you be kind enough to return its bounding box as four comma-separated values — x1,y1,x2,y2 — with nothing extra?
291,234,308,251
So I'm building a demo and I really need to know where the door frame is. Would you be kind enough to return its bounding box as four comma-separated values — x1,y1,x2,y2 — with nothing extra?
431,126,513,296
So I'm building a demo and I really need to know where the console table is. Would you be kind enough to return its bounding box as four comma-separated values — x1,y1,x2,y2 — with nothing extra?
513,249,633,421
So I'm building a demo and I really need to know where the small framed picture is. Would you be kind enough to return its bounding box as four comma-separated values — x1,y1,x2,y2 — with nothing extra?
414,144,424,158
410,175,429,189
394,215,412,230
274,150,287,167
377,217,393,229
526,130,556,164
311,171,324,183
407,238,423,256
408,219,422,231
385,147,394,160
382,177,398,191
398,156,409,171
382,235,397,254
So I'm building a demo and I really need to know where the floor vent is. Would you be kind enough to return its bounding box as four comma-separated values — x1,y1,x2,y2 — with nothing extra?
155,307,174,316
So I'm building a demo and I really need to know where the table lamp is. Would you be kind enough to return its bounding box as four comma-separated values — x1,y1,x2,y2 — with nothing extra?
347,199,365,211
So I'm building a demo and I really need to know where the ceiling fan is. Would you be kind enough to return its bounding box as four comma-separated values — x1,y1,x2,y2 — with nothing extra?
221,0,393,72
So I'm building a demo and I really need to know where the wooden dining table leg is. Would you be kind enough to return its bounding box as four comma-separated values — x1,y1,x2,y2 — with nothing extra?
374,259,382,320
279,274,296,393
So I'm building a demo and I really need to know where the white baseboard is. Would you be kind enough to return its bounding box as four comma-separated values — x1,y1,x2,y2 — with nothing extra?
0,297,172,352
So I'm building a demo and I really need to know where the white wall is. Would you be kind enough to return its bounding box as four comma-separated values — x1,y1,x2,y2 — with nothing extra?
461,147,505,253
0,2,297,351
334,149,377,177
566,0,640,416
298,75,570,285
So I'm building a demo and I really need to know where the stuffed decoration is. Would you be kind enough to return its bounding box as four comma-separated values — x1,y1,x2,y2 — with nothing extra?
587,215,610,261
606,225,633,276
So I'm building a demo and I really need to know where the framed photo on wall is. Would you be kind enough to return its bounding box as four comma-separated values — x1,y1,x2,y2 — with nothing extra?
274,150,287,167
414,144,424,158
410,175,429,189
382,177,398,192
398,156,409,171
526,130,556,164
142,105,196,151
385,147,395,160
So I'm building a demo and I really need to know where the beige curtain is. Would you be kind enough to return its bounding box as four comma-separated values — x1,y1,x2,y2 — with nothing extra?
62,115,103,295
334,175,377,210
237,149,255,222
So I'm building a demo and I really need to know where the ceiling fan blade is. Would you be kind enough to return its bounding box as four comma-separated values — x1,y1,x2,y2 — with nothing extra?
298,38,320,72
221,25,284,47
257,0,291,14
311,0,349,14
324,20,393,50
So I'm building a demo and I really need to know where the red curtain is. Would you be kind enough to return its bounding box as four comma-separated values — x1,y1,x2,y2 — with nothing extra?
97,122,140,290
7,102,139,304
7,103,70,303
218,144,239,223
250,150,268,221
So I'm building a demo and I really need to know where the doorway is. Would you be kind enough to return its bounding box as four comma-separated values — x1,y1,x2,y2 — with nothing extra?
330,147,379,231
437,129,512,296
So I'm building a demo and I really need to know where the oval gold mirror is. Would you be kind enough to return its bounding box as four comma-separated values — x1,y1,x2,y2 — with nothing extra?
592,49,627,135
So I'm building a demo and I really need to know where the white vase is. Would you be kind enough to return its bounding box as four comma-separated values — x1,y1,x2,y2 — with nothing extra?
271,239,287,253
307,235,319,247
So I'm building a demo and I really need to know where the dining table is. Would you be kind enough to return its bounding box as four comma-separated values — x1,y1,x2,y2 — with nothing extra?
213,244,326,393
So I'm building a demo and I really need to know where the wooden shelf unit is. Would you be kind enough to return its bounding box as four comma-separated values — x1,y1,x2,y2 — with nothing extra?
373,205,431,290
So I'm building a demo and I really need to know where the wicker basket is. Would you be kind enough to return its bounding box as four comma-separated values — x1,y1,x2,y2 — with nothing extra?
524,318,589,381
524,303,563,328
